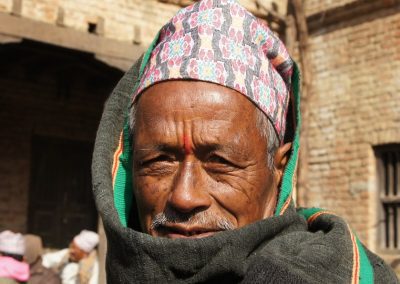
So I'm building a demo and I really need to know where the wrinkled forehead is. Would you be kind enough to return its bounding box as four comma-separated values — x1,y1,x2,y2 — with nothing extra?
132,80,266,152
135,79,256,111
134,80,259,120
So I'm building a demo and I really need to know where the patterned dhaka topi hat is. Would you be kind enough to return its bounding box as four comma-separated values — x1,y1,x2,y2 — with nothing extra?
133,0,294,142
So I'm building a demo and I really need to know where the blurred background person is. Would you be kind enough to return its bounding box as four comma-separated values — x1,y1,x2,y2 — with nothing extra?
42,230,99,284
0,231,29,284
24,234,61,284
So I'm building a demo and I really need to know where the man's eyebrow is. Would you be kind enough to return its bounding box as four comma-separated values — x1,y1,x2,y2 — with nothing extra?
134,142,241,156
134,143,181,154
194,142,240,156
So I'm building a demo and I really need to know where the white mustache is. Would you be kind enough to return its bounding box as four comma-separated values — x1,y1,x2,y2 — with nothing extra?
151,209,235,231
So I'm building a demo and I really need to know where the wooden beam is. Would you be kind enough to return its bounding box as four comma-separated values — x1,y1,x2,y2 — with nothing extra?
97,218,107,284
381,197,400,204
158,0,194,6
284,14,296,55
158,0,286,28
288,0,311,207
255,0,287,25
307,0,400,35
0,12,144,70
133,25,142,45
0,34,22,44
11,0,23,16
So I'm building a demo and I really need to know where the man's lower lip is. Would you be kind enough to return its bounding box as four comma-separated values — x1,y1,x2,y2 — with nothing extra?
164,231,218,239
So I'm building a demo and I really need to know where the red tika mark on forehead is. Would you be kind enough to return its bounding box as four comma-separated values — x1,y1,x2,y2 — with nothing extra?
183,134,193,155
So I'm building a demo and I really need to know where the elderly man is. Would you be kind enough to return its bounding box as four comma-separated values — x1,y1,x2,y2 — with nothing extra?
92,0,397,282
42,230,99,284
0,231,29,284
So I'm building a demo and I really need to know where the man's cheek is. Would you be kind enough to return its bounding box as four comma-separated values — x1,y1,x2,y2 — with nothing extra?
134,179,169,233
135,178,170,211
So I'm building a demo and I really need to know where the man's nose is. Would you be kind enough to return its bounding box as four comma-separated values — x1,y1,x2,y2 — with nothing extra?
167,161,212,213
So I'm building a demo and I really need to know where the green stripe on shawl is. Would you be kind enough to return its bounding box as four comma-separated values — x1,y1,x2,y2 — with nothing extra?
298,207,374,283
113,34,159,227
297,207,322,220
274,63,301,215
357,235,374,283
113,120,133,227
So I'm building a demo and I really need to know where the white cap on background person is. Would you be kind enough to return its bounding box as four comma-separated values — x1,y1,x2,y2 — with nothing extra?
0,230,25,255
73,230,99,253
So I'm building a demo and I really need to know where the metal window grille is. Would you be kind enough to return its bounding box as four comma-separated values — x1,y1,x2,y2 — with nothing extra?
375,144,400,252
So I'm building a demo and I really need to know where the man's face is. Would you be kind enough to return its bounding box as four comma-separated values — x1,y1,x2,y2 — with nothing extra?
69,241,88,262
132,81,280,239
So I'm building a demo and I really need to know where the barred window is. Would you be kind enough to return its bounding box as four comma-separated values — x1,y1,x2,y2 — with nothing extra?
375,144,400,252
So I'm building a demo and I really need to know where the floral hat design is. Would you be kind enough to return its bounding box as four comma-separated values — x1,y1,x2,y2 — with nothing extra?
133,0,293,142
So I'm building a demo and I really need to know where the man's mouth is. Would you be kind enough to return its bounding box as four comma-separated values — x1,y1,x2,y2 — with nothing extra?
155,224,222,239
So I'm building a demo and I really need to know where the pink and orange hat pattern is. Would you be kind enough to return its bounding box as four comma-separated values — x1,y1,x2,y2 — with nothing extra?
133,0,293,142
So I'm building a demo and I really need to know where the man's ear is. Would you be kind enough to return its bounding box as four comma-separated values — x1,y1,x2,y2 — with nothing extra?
273,142,292,185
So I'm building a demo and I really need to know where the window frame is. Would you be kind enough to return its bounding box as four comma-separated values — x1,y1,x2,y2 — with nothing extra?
374,144,400,254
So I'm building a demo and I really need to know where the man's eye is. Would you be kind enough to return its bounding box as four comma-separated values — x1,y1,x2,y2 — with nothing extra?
140,155,174,167
208,155,226,163
206,155,235,167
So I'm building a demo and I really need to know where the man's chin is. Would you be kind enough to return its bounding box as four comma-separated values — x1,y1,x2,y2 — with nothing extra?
150,226,223,239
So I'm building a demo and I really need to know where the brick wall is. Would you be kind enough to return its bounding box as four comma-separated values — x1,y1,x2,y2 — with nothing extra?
305,7,400,251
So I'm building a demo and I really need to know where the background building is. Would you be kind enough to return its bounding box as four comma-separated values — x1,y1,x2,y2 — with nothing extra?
0,0,399,277
302,0,400,271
